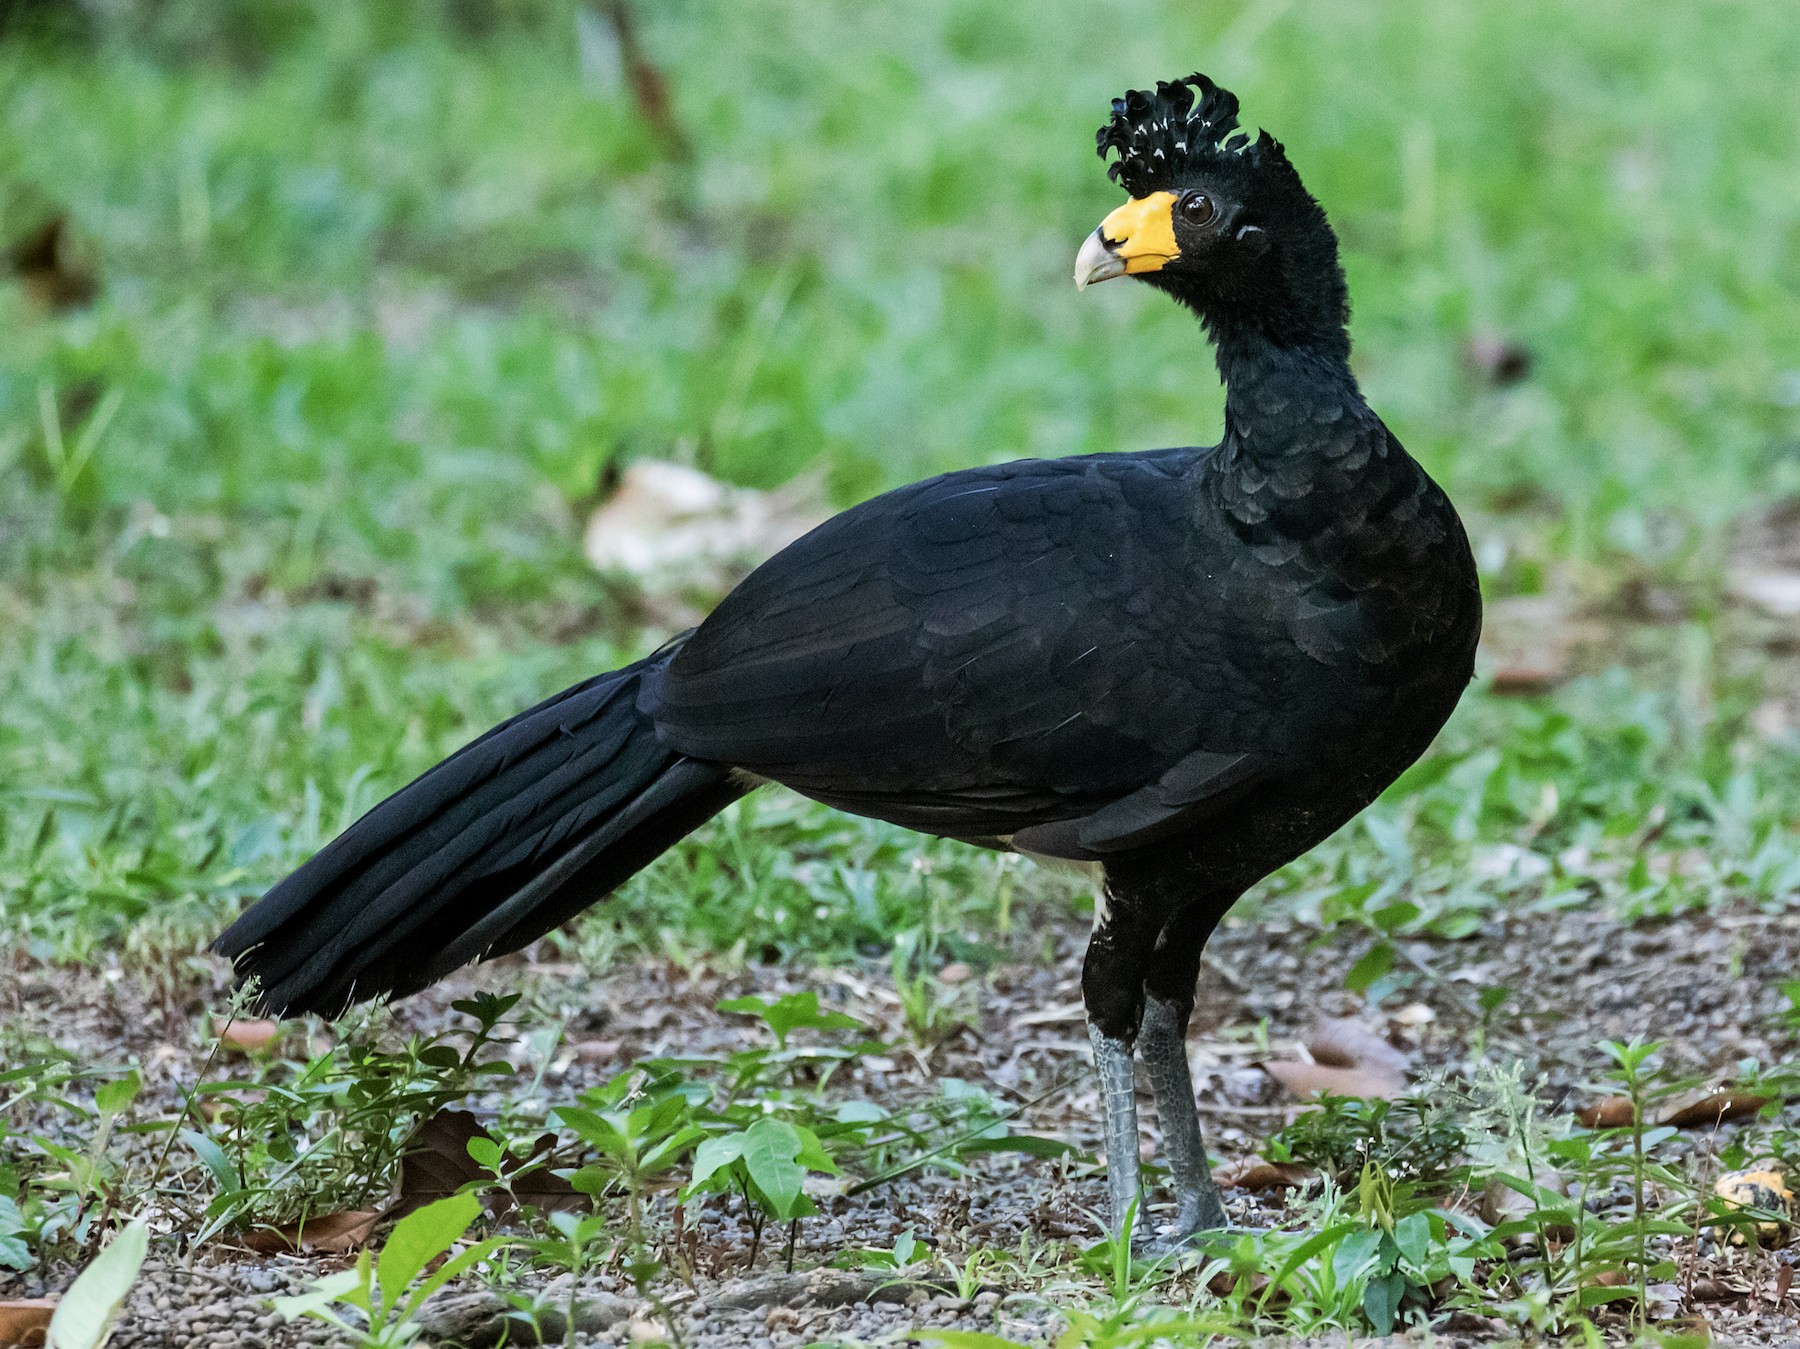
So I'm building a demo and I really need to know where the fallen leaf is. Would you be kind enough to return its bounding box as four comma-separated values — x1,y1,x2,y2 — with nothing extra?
1260,1016,1410,1100
0,1299,56,1347
1578,1096,1637,1128
1212,1158,1316,1191
218,1019,280,1053
1579,1089,1771,1130
242,1209,381,1255
1307,1017,1410,1078
1480,1169,1574,1239
1011,1001,1085,1029
1690,1276,1750,1303
392,1108,584,1221
1479,595,1573,696
1260,1061,1404,1100
1660,1089,1769,1129
583,460,828,610
1206,1268,1272,1301
1489,656,1569,696
937,962,973,984
8,215,99,312
1774,1264,1792,1304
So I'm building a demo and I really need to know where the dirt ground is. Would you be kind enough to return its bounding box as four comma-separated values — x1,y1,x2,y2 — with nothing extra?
4,896,1799,1347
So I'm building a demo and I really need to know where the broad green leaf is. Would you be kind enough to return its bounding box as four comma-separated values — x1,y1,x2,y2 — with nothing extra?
718,991,861,1047
912,1331,1035,1349
1393,1211,1432,1266
791,1124,839,1175
272,1268,365,1322
741,1119,807,1219
399,1234,510,1317
892,1228,918,1266
377,1192,481,1311
1362,1269,1407,1334
46,1220,147,1349
688,1133,748,1189
1344,942,1395,994
92,1073,139,1117
180,1130,241,1195
1331,1227,1384,1285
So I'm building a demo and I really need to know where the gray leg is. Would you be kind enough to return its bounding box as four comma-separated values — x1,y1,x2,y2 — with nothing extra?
1138,993,1227,1243
1087,1022,1140,1241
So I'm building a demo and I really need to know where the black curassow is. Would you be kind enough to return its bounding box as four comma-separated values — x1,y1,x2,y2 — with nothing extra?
217,73,1481,1247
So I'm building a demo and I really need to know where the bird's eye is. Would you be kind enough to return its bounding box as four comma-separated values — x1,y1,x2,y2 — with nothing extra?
1179,192,1217,226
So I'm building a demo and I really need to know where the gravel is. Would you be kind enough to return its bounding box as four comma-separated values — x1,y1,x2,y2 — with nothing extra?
5,900,1799,1345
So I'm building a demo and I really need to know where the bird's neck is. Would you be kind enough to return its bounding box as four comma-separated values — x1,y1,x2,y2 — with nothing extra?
1209,318,1368,457
1199,313,1420,548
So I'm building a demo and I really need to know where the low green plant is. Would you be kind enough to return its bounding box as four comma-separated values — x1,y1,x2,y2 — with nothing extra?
188,993,520,1238
45,1218,148,1349
509,1210,615,1349
714,990,871,1091
0,1046,141,1270
686,1115,839,1266
273,1193,506,1348
1264,1092,1466,1186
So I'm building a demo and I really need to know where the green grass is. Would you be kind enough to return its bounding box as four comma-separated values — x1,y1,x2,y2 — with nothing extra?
3,0,1800,965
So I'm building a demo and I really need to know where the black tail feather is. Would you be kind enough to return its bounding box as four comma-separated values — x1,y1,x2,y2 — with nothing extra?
214,649,743,1016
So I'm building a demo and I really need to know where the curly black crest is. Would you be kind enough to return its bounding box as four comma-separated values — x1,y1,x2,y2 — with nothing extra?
1097,73,1280,199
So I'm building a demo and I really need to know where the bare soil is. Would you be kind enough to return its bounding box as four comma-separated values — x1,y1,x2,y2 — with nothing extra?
4,898,1798,1346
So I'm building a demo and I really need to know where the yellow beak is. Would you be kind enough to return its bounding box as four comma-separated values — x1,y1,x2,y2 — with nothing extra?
1074,191,1181,290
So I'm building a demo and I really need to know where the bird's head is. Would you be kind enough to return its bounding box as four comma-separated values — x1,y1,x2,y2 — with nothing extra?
1077,74,1348,354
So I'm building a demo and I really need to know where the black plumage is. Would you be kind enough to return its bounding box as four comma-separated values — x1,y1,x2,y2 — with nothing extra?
216,72,1481,1245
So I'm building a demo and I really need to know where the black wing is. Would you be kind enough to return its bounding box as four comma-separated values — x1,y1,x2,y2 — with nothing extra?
647,451,1280,855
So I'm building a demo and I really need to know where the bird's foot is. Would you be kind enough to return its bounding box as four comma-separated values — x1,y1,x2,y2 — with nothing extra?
1132,1187,1230,1259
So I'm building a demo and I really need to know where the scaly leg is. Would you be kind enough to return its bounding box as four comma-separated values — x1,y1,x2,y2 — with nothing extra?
1087,1021,1141,1242
1138,992,1227,1245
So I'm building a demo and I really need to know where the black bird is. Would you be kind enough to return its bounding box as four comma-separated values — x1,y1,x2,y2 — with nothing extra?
216,73,1481,1246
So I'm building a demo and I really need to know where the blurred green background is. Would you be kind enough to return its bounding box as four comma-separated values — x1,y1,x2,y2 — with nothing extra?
3,0,1799,969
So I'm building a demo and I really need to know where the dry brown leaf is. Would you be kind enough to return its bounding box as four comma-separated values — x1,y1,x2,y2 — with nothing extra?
1577,1095,1638,1128
1489,657,1570,697
1690,1276,1751,1303
1480,1169,1574,1239
1212,1158,1317,1191
1774,1264,1793,1304
1307,1017,1410,1077
0,1299,56,1347
393,1108,585,1222
583,461,828,607
1480,595,1574,696
219,1019,281,1053
1659,1089,1769,1129
242,1209,381,1255
1579,1089,1770,1130
1261,1016,1409,1100
1261,1061,1404,1100
9,215,99,312
1206,1268,1273,1301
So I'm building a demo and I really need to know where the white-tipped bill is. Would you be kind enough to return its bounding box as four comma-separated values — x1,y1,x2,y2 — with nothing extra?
1074,228,1127,290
